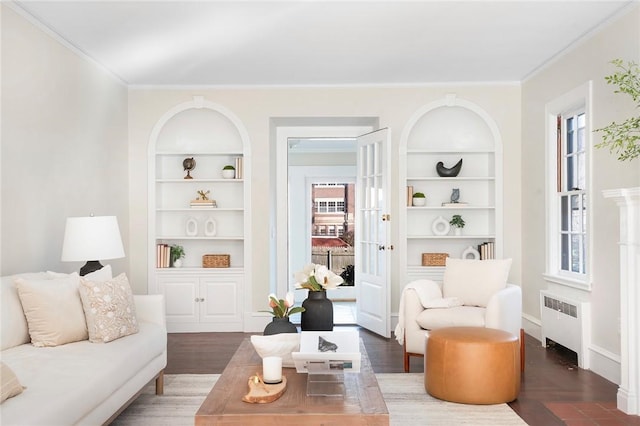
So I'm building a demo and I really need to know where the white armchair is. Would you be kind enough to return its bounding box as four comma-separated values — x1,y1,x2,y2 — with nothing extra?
395,258,523,372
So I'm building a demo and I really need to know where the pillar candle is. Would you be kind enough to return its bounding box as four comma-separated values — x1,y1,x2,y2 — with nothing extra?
262,356,282,384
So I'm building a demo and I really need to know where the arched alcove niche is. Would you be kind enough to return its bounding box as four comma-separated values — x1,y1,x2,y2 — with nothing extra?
399,94,503,285
147,96,251,332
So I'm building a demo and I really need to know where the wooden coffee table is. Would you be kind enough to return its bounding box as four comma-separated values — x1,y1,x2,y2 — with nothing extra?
195,337,389,425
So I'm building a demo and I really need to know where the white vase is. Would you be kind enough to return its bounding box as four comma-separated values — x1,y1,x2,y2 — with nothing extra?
222,169,235,179
204,217,217,236
185,217,198,236
412,197,426,207
432,216,450,236
454,227,462,236
173,258,183,268
462,246,480,259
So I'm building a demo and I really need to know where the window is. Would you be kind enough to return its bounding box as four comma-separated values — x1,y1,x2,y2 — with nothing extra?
559,112,587,275
544,82,592,290
314,199,345,213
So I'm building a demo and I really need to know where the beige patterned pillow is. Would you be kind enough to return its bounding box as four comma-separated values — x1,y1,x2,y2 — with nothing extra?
79,273,139,343
1,362,25,403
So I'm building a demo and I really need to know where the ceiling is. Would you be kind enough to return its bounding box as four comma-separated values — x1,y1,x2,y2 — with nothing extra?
11,0,634,86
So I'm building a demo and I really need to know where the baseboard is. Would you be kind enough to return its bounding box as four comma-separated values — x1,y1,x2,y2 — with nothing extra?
588,343,621,385
523,310,621,385
522,313,542,343
244,312,272,333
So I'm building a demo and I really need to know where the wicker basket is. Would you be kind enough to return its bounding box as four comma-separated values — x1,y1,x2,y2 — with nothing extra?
202,254,230,268
422,253,449,267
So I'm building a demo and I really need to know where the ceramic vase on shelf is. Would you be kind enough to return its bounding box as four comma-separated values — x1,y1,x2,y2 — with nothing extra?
263,317,298,335
301,290,334,331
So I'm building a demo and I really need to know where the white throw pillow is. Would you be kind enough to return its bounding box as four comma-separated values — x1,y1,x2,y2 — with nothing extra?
1,362,25,403
250,334,301,368
79,273,138,343
47,265,113,281
442,258,512,307
14,273,88,347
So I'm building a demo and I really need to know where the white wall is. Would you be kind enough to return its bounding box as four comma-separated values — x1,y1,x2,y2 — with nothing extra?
0,5,129,276
521,4,640,381
128,85,522,313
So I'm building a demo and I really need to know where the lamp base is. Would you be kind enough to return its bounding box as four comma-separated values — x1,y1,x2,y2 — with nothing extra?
80,260,104,276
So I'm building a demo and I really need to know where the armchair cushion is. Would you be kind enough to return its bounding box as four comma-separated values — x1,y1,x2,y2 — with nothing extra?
416,306,485,330
423,297,463,309
443,258,512,307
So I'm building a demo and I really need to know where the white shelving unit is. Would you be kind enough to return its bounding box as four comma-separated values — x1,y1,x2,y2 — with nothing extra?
148,97,251,332
399,94,503,284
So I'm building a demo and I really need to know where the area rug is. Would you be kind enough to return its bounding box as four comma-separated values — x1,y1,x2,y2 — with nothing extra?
112,373,528,425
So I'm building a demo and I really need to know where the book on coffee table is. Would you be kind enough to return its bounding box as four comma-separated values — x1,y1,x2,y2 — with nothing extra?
292,330,361,373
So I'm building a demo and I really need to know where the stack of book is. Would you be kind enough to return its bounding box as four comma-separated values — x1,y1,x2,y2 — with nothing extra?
234,156,243,179
156,244,171,268
478,242,495,260
190,199,216,208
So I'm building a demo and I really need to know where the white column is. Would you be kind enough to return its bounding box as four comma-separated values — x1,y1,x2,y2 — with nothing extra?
603,187,640,415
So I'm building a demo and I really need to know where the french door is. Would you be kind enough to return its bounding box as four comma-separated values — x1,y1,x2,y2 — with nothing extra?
355,128,391,337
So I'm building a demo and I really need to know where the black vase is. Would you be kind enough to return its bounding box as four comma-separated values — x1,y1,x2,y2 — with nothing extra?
263,317,298,335
301,290,334,331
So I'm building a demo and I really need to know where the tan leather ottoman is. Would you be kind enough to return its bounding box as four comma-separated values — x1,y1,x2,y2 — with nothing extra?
425,327,520,404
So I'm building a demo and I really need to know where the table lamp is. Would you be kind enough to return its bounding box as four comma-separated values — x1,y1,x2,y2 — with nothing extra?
61,215,125,276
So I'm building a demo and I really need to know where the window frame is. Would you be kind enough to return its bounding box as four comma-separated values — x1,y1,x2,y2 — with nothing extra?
544,82,593,291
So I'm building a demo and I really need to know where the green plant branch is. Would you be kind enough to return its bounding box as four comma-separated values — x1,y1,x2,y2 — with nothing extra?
595,59,640,161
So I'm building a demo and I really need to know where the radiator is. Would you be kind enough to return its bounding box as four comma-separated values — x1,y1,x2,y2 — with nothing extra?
540,290,591,368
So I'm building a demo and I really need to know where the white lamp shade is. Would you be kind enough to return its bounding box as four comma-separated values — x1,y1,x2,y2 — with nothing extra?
61,216,125,261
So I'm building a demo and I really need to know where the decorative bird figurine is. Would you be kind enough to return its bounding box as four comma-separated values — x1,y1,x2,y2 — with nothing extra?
436,158,463,177
451,188,460,203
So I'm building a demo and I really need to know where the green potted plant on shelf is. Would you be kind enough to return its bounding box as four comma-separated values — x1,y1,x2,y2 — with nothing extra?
450,215,465,236
412,192,426,207
170,245,185,268
222,165,236,179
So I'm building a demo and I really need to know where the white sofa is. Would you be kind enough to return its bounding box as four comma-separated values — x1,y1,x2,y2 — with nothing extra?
0,272,167,426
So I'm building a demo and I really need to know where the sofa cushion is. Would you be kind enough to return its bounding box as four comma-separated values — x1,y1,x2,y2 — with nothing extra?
14,274,88,347
1,362,24,403
442,258,512,307
416,306,486,330
0,321,166,425
1,273,51,351
79,273,139,343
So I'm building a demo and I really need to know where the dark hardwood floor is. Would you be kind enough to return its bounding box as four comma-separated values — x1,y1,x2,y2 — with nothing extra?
166,327,634,425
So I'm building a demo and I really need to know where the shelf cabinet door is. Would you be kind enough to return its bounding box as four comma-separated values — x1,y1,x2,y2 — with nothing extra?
157,275,199,323
199,275,242,324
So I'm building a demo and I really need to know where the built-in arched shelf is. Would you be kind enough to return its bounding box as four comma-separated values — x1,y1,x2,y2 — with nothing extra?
147,96,251,332
399,94,503,284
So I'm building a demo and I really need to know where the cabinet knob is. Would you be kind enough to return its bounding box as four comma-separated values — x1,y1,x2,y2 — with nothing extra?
195,298,200,302
200,297,205,302
378,245,385,251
